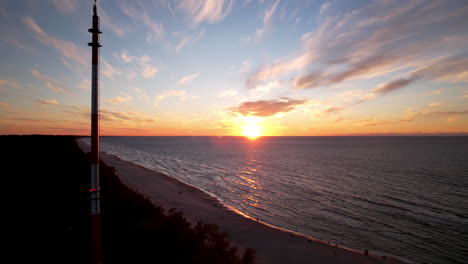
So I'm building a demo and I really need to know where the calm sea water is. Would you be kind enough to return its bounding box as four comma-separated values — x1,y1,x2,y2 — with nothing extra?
83,136,468,264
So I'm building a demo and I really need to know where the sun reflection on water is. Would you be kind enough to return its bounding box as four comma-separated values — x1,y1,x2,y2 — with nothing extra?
235,154,269,212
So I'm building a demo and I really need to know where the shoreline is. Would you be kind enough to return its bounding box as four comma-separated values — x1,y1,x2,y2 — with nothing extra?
78,139,407,264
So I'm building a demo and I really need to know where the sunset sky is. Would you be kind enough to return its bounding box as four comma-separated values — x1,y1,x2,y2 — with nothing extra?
1,0,467,136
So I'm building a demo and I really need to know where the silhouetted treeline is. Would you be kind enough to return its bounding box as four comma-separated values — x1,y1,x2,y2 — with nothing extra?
3,135,255,264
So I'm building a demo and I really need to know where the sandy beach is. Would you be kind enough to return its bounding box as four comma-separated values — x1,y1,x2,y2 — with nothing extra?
78,139,405,264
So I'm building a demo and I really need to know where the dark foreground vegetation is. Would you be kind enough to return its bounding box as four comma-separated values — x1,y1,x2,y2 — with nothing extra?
4,135,255,264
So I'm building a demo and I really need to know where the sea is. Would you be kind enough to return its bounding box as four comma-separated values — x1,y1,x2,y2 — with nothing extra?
80,136,468,264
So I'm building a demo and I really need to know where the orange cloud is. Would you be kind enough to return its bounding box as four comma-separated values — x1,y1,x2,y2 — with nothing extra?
231,98,307,117
0,101,10,111
429,103,444,108
61,105,158,125
32,69,71,94
402,108,468,122
37,99,59,105
317,106,345,117
110,94,132,104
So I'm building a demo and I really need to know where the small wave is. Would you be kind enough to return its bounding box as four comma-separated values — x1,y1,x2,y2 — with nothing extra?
351,196,412,212
88,136,468,264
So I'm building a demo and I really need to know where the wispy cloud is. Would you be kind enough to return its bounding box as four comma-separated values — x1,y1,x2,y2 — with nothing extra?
100,8,128,37
3,37,39,54
431,89,442,95
257,0,280,41
0,101,11,111
317,106,345,117
351,118,400,127
101,60,122,80
372,76,421,95
117,50,136,63
0,101,22,116
167,1,176,16
411,55,468,83
62,105,158,125
32,69,71,94
174,30,206,52
23,16,87,66
100,109,158,124
176,73,200,86
154,89,188,106
358,54,468,101
231,98,308,117
293,52,418,90
78,79,91,91
12,117,42,122
134,87,150,103
218,89,238,98
402,108,468,122
121,4,165,41
37,99,59,105
254,80,282,92
247,1,468,91
114,51,159,79
140,55,158,79
311,59,465,117
50,0,78,14
319,1,331,16
315,73,429,116
142,64,159,79
110,93,132,104
247,53,313,89
242,0,253,7
429,103,444,108
178,0,233,26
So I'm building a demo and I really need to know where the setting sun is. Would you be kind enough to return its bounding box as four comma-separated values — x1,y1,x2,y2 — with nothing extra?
239,117,262,139
242,123,261,139
2,1,467,263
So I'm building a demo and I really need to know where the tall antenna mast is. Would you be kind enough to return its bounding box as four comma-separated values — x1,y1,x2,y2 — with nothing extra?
88,0,102,263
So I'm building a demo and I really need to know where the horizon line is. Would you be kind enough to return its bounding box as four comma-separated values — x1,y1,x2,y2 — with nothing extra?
2,133,468,137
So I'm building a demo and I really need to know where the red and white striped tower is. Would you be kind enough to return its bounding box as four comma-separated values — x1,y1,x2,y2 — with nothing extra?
88,1,102,263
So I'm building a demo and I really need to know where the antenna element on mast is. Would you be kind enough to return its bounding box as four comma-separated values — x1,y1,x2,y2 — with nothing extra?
88,0,102,262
